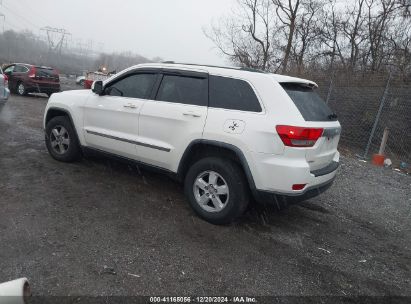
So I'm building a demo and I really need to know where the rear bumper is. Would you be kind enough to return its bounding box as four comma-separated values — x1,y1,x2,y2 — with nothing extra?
252,177,335,207
0,87,10,100
247,150,340,206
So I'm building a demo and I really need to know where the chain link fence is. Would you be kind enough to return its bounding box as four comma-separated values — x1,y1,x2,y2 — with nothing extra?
290,71,411,170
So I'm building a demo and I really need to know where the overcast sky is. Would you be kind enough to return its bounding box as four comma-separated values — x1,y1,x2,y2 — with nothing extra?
1,0,237,65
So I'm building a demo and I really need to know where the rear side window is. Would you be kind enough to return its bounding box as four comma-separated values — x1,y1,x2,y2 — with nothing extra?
156,75,208,106
209,76,262,112
281,83,336,122
36,68,57,77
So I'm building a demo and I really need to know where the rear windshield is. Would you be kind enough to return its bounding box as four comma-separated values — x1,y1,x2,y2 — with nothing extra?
36,68,58,78
281,83,336,122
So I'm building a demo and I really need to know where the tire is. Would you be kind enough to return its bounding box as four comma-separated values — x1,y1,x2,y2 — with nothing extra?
17,82,27,96
184,157,249,225
79,79,85,87
45,116,81,162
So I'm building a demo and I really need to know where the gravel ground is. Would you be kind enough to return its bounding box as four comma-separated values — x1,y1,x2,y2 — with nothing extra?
0,92,410,299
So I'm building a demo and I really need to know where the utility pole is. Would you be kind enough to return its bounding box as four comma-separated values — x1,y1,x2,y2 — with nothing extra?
40,26,71,55
0,0,5,33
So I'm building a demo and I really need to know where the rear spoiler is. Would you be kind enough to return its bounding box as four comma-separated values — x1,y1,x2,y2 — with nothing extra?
270,74,318,88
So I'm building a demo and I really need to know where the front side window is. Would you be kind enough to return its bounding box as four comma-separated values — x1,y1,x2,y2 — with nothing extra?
4,66,15,74
105,73,157,99
209,76,262,112
156,75,208,106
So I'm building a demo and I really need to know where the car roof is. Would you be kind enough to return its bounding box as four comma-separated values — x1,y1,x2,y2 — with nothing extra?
11,63,54,70
129,62,318,87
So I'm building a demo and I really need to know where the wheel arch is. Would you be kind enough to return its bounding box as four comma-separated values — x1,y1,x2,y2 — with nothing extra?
45,107,81,144
177,139,256,190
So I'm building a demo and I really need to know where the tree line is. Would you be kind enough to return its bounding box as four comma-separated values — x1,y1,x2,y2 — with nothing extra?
206,0,411,77
0,30,152,75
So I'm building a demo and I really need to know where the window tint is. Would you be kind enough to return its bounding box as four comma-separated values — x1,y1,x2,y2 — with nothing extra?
156,75,208,106
281,83,336,121
106,73,157,99
209,76,262,112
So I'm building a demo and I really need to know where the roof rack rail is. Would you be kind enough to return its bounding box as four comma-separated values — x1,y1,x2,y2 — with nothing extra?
160,62,267,74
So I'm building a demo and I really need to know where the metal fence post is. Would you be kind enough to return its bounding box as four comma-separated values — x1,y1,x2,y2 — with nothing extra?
363,73,392,159
325,78,333,104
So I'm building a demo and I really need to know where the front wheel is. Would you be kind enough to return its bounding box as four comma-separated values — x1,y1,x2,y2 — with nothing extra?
45,116,81,162
184,157,249,225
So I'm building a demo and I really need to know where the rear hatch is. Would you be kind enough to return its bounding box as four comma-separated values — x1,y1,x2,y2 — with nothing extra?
33,67,60,84
279,82,341,172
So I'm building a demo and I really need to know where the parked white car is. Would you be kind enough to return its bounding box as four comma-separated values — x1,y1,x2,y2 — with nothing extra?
0,67,10,102
75,75,85,86
43,63,341,224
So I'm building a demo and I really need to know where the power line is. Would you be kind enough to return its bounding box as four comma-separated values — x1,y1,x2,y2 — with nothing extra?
1,2,40,29
12,0,55,27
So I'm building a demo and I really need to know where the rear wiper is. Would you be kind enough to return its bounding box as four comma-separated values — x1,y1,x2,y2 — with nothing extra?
328,113,338,120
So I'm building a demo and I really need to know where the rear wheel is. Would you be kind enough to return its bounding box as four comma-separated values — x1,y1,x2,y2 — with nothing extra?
45,116,81,162
184,157,249,225
17,82,27,96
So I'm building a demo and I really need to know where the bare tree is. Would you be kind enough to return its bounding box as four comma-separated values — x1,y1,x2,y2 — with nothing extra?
205,0,411,75
205,0,281,70
272,0,302,73
291,0,322,72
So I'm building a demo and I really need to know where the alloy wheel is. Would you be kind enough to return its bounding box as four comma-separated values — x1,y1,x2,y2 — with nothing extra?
18,84,25,95
50,125,70,155
193,170,230,213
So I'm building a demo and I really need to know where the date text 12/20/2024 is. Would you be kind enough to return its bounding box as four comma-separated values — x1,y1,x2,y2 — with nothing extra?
149,297,257,303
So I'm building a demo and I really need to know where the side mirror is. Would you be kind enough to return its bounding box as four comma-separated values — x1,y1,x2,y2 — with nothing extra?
92,80,103,95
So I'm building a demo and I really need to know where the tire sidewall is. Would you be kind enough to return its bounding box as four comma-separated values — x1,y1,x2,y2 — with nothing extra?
45,116,81,162
184,157,249,225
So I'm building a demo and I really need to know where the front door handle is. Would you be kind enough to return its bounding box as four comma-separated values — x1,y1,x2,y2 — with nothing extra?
123,103,137,109
182,111,201,118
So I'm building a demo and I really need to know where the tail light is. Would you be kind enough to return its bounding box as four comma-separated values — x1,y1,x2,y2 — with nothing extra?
276,125,323,147
3,74,8,87
292,184,307,191
28,66,36,78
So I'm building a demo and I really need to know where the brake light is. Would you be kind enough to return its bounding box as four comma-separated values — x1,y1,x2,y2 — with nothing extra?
3,74,8,87
276,125,323,147
28,66,36,78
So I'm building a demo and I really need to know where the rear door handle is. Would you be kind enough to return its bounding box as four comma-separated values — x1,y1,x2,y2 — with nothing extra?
123,103,137,109
182,111,201,118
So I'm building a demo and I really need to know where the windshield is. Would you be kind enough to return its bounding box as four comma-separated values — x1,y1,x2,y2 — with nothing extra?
281,83,337,122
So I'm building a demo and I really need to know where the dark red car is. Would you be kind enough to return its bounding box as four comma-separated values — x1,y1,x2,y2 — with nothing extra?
3,63,61,97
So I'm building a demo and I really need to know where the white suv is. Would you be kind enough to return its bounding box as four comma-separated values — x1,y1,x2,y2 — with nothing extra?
43,63,341,224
